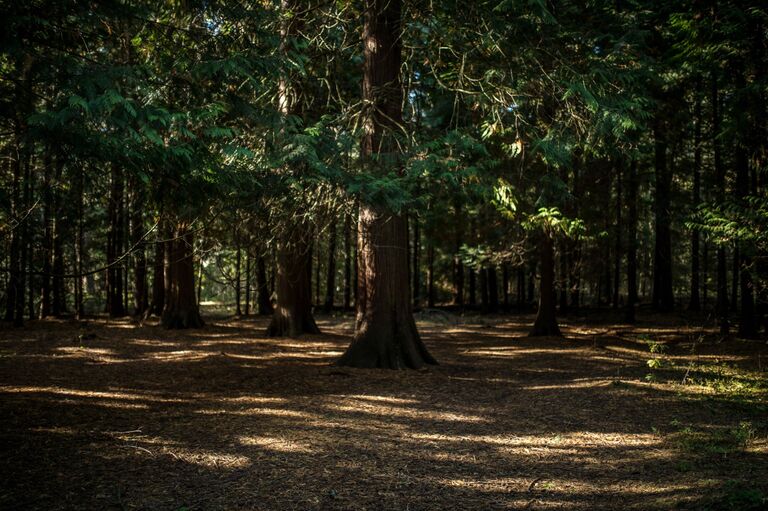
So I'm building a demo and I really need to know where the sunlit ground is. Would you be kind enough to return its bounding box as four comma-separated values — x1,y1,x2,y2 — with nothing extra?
1,309,766,510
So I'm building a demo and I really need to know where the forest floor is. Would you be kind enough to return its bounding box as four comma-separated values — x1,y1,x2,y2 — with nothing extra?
1,309,767,511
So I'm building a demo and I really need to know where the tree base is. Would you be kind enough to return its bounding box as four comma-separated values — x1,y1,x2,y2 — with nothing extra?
266,312,320,338
337,319,437,369
529,314,562,337
162,309,204,329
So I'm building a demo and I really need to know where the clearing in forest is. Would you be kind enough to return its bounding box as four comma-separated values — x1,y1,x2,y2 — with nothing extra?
1,312,766,510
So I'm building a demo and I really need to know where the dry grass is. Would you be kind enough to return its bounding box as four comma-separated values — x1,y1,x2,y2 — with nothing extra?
1,310,766,510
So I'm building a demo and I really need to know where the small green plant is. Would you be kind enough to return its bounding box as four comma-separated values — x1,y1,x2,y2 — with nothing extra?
673,421,755,456
645,337,670,377
703,481,767,511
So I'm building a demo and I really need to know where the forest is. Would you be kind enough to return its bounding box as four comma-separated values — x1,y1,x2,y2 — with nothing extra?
1,0,767,509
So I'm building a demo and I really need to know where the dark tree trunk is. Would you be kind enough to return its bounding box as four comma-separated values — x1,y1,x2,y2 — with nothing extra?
324,219,337,313
517,267,525,308
235,234,242,316
24,148,34,320
488,266,498,313
150,221,166,315
502,263,509,312
267,234,319,336
74,164,84,319
244,248,251,316
731,244,739,313
427,243,435,308
689,75,703,311
712,77,730,334
41,151,53,318
469,267,477,306
452,199,464,306
338,0,435,369
613,161,622,309
559,240,568,313
625,159,638,323
51,159,65,316
130,177,148,316
531,232,562,337
412,215,420,308
652,114,674,312
343,214,352,310
162,224,204,329
106,164,126,317
479,267,489,312
257,255,273,315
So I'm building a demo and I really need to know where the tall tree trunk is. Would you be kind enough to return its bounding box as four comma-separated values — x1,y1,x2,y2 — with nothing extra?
488,266,498,313
343,214,352,310
257,255,273,315
452,198,464,306
559,240,568,313
106,164,125,317
652,114,674,311
502,263,509,312
531,231,561,337
712,76,729,334
338,0,435,369
427,243,435,308
74,164,85,319
468,267,477,307
689,75,703,311
130,177,148,316
162,224,204,328
479,267,489,312
625,159,638,323
324,219,337,313
244,248,251,316
150,220,166,315
412,215,420,308
235,233,242,316
40,151,53,318
613,160,622,308
51,157,65,316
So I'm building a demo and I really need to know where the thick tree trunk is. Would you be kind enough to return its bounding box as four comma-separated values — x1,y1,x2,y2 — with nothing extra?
338,0,435,369
652,114,674,311
531,232,561,337
689,76,703,311
267,234,319,336
324,219,337,313
162,224,203,329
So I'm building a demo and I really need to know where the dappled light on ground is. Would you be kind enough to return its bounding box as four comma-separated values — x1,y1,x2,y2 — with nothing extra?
1,312,766,510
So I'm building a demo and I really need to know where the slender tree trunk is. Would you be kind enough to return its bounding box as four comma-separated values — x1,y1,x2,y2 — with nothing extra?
427,243,435,308
559,240,568,313
502,263,509,312
731,244,739,313
479,267,489,312
151,219,166,315
652,114,674,311
343,214,352,310
106,164,125,317
689,75,703,311
257,255,273,315
412,215,420,308
74,164,84,319
613,160,622,308
324,219,337,313
51,157,65,316
41,151,52,318
452,198,464,306
162,224,204,328
712,76,729,334
488,266,498,313
130,177,148,316
25,150,34,320
244,248,251,316
531,232,561,337
235,233,242,316
625,159,638,323
338,0,435,368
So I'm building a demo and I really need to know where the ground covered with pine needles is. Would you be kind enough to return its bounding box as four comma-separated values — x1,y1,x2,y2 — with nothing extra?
1,310,767,510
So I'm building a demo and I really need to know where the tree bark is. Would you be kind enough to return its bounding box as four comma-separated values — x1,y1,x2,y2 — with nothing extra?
267,234,319,336
343,214,352,310
130,176,148,316
161,224,204,329
106,164,126,317
531,232,562,337
452,199,464,306
257,255,273,315
689,75,703,311
712,76,730,334
652,113,674,311
412,215,420,308
625,159,638,323
338,0,435,369
150,220,166,315
324,219,337,313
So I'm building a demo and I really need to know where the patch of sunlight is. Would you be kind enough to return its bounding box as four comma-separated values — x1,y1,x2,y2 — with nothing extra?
219,396,288,405
195,407,315,419
521,379,615,390
30,426,80,435
165,447,251,468
0,385,186,403
327,401,487,423
145,350,217,361
238,435,315,453
339,394,420,405
128,339,182,347
464,347,586,357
